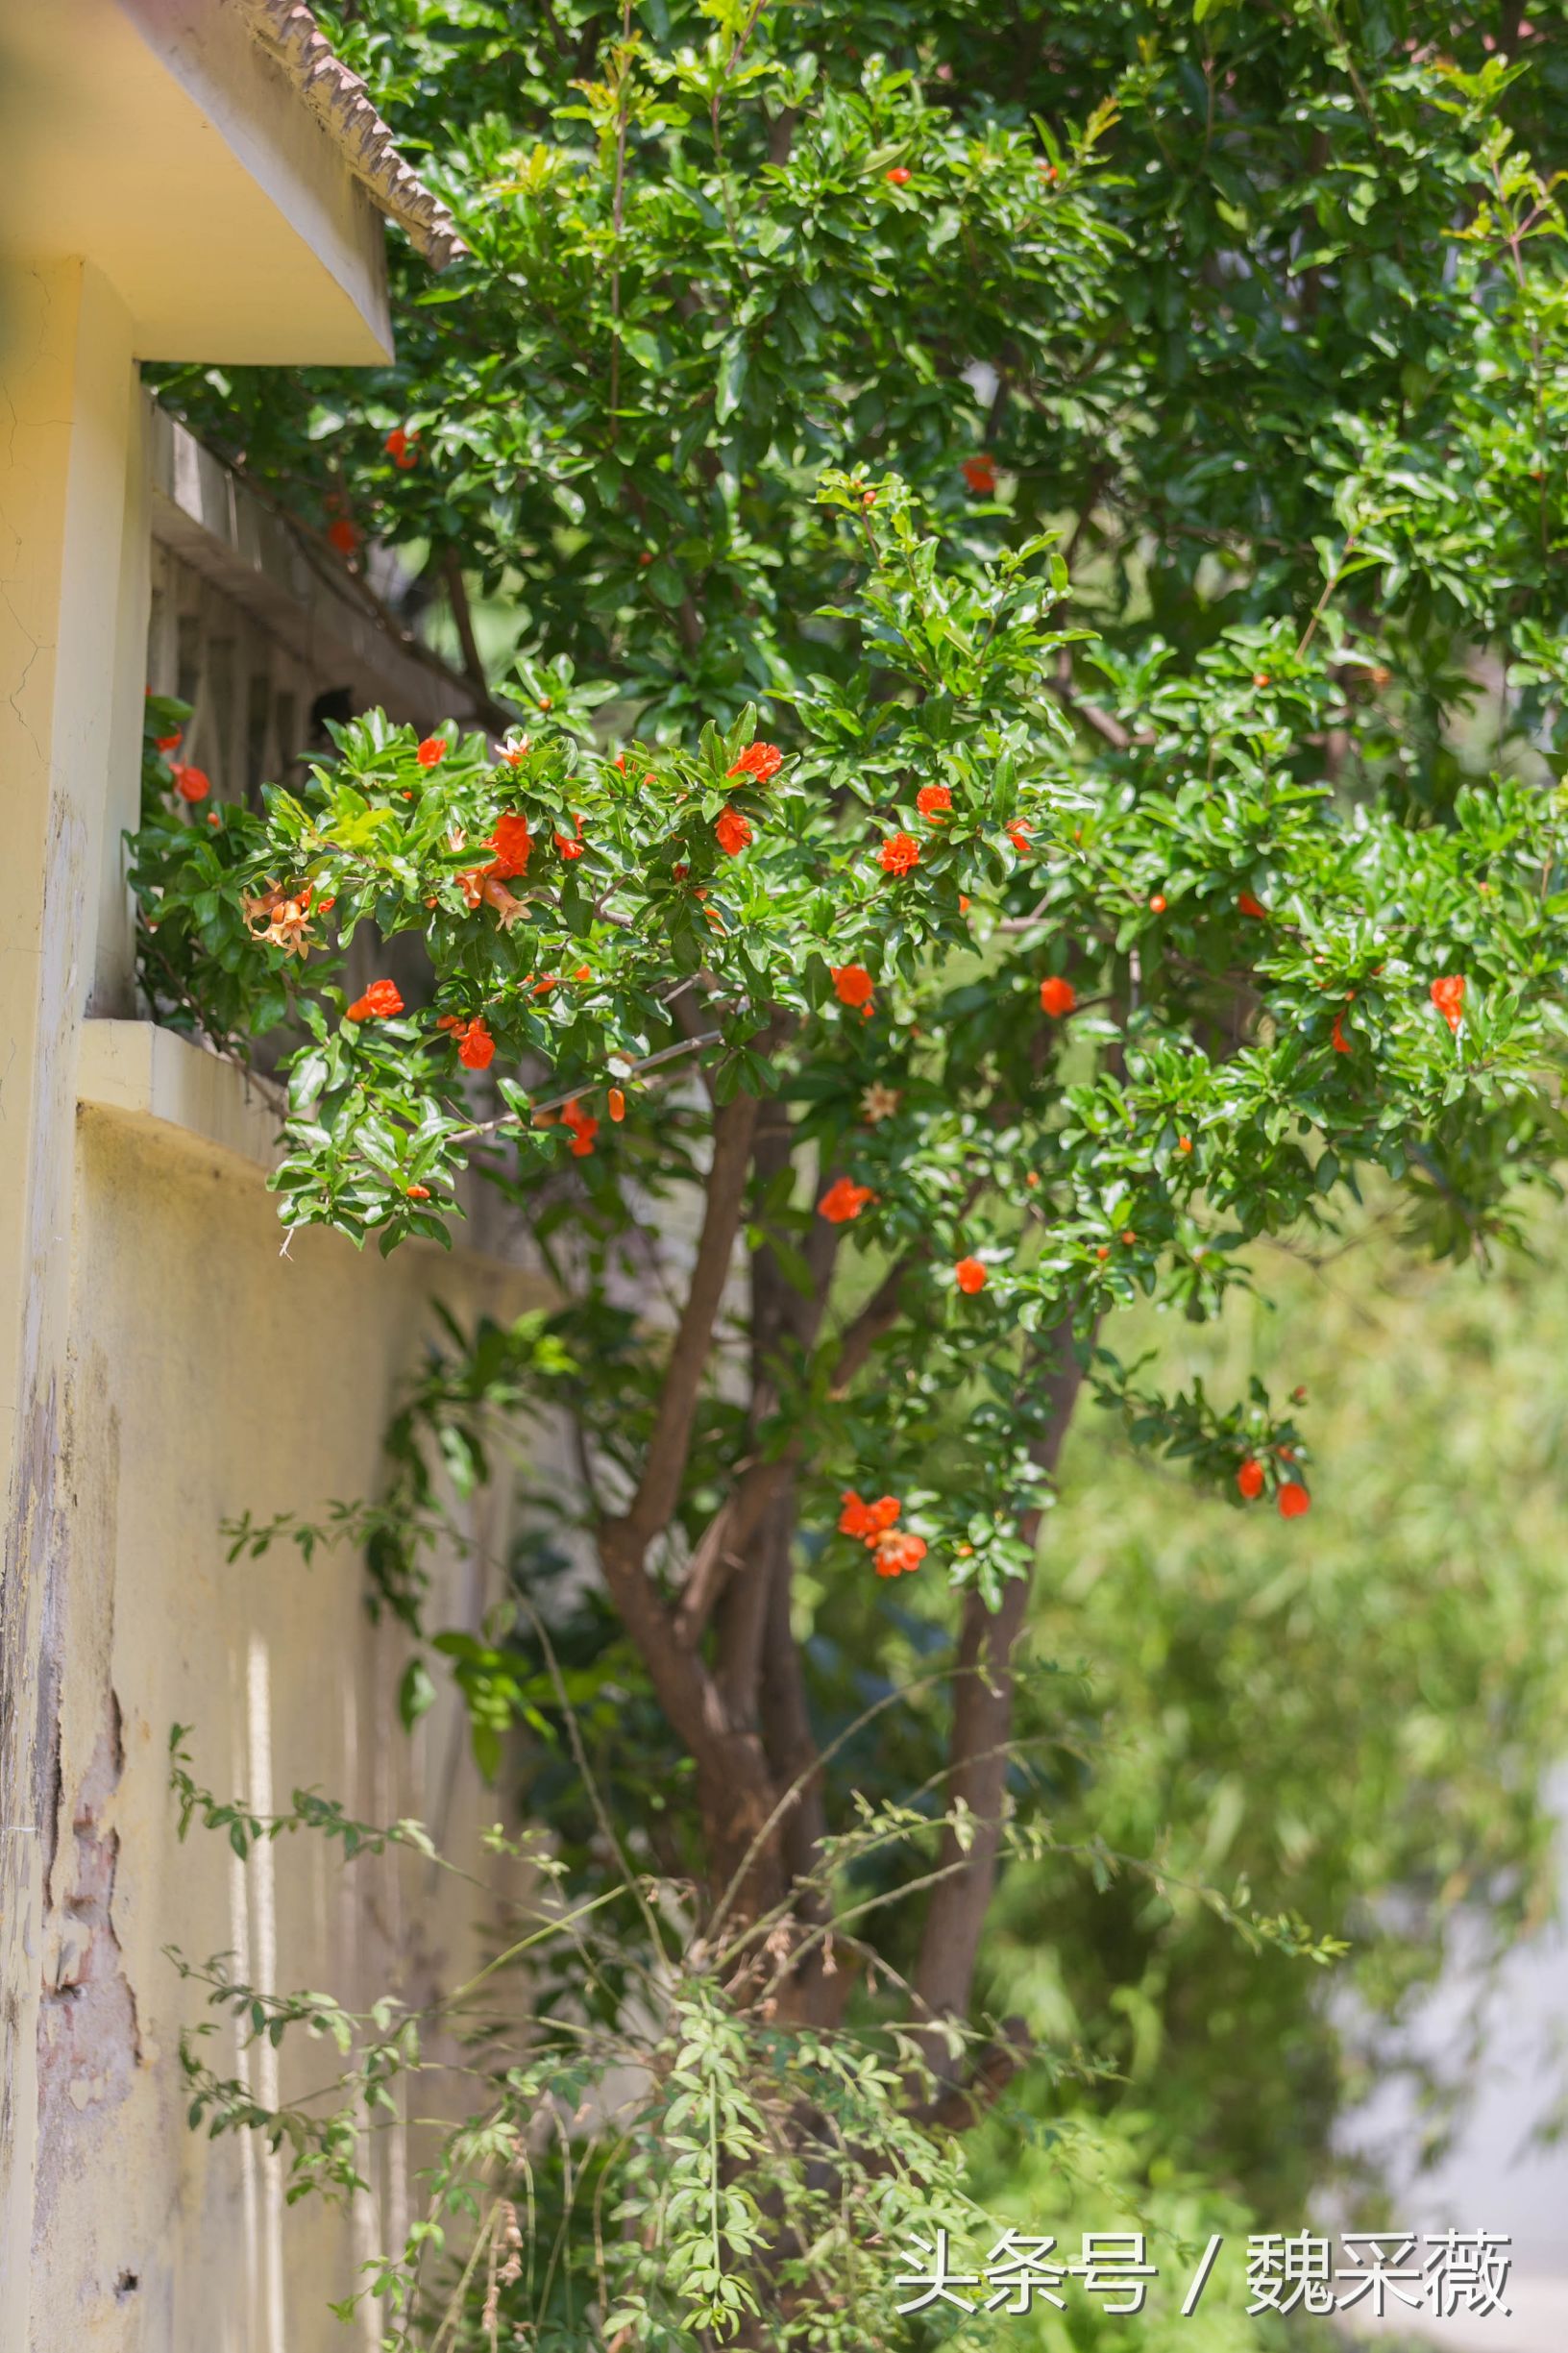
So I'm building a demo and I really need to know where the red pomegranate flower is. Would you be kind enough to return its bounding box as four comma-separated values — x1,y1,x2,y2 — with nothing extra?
726,741,783,784
1237,891,1268,919
607,1087,626,1123
840,1492,902,1542
347,979,404,1022
1006,821,1032,855
1148,892,1167,913
879,832,920,876
715,806,752,856
1332,1011,1351,1054
417,736,448,769
874,1531,927,1578
171,764,210,803
561,1099,599,1159
1040,975,1076,1017
156,730,183,753
327,516,361,557
917,783,952,820
554,815,585,859
1278,1482,1311,1519
488,813,532,877
456,1017,495,1070
831,964,874,1009
819,1176,874,1224
1430,973,1466,1034
885,166,912,185
954,1257,988,1294
1236,1458,1264,1502
962,454,997,495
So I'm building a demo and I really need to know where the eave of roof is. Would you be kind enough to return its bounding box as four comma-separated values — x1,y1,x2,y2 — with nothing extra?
239,0,469,270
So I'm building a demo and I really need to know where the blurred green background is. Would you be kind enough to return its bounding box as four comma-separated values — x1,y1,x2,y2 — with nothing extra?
925,1189,1568,2345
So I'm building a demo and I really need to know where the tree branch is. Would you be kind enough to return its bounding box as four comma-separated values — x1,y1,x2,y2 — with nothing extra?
674,1239,922,1647
622,1091,759,1550
441,547,489,697
1048,674,1133,752
912,1319,1091,2046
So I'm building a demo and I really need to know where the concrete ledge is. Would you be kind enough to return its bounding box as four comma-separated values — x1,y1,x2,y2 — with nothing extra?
75,1018,555,1299
76,1020,285,1175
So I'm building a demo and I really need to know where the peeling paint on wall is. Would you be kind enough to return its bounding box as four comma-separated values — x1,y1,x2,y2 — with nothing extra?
37,1699,140,2178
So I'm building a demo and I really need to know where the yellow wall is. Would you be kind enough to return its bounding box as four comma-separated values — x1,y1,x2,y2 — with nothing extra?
0,88,532,2351
0,260,141,2339
32,1106,527,2351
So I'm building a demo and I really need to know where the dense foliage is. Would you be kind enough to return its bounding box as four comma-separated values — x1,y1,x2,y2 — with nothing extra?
141,2,1568,2342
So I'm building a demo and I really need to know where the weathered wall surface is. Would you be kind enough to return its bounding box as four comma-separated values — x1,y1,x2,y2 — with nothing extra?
0,234,537,2346
29,1104,532,2352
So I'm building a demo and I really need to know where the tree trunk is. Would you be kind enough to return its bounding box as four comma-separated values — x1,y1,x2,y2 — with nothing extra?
913,1321,1090,2046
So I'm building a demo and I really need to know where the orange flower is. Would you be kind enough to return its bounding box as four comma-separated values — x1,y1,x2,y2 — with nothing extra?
1278,1482,1311,1519
1237,890,1267,919
917,783,952,820
241,882,314,957
873,1531,927,1578
1237,1458,1264,1501
488,812,532,877
885,166,912,185
384,425,418,469
405,1184,431,1199
831,964,874,1009
1148,892,1167,913
457,815,532,922
840,1491,901,1540
1332,1011,1351,1054
1005,821,1032,855
726,741,783,784
171,764,210,803
1178,1136,1193,1154
347,979,405,1022
607,1086,626,1122
155,730,183,753
715,806,752,856
1039,975,1076,1017
819,1176,874,1224
879,831,920,876
1430,973,1466,1034
417,736,448,768
327,516,360,557
478,874,527,929
561,1099,598,1159
554,814,585,859
954,1257,988,1294
961,453,997,495
457,1017,495,1070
